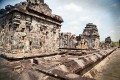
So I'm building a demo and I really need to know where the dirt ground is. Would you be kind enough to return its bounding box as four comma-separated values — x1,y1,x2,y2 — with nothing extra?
94,48,120,80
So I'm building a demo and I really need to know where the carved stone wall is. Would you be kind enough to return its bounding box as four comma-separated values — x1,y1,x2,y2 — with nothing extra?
76,35,88,49
0,0,63,53
59,32,76,48
0,14,13,51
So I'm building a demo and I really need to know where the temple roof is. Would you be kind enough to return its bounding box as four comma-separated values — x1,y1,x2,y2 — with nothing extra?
0,0,63,23
83,23,99,37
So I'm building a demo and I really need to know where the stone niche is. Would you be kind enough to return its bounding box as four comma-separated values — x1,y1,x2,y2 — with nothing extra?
0,0,63,54
76,23,100,49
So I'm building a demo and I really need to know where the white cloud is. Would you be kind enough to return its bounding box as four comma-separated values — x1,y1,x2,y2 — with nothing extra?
79,16,92,21
57,5,112,40
46,0,118,41
65,3,82,11
57,3,83,12
68,20,79,25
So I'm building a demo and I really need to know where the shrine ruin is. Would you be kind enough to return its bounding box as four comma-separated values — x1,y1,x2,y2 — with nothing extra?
0,0,63,54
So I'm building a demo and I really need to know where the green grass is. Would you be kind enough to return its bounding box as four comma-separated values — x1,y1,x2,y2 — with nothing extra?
112,42,119,47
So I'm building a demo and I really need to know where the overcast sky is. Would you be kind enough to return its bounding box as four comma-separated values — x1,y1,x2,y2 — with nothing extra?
0,0,120,41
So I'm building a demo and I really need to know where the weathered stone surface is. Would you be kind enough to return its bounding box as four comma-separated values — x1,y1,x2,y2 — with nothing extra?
0,0,63,54
0,47,117,80
59,23,100,50
100,36,112,49
76,23,100,49
59,32,76,48
105,36,112,49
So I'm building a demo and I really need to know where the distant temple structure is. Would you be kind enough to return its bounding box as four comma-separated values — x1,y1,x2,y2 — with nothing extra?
59,23,100,50
76,23,100,49
0,0,63,53
105,36,112,49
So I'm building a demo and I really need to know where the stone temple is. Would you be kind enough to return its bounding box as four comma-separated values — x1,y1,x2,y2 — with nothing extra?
76,23,100,49
0,0,117,80
59,23,100,50
0,0,63,53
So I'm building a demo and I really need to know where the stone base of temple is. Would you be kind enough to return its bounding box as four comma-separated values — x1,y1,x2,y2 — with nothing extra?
0,47,117,80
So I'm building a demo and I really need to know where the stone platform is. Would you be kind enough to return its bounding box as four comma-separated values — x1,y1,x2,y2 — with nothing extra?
0,47,117,80
0,48,99,60
0,50,66,60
